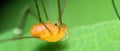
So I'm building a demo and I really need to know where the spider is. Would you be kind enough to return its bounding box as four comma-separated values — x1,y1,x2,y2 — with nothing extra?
0,0,69,43
0,0,119,43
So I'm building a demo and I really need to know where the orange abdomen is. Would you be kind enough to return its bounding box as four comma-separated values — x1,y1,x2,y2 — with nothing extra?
30,22,66,42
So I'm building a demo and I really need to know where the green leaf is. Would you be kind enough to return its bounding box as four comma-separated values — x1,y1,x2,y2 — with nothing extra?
68,20,120,51
0,20,120,51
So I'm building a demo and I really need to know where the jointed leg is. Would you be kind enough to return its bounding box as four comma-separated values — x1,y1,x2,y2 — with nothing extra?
34,0,42,23
58,0,62,27
0,6,35,43
112,0,120,20
40,0,49,21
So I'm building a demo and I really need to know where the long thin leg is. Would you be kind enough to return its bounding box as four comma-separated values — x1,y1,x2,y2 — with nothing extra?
61,0,68,16
29,8,39,20
18,6,30,30
34,0,42,22
34,0,51,33
39,0,52,34
112,0,120,20
40,0,49,21
57,0,68,27
58,0,62,26
0,6,34,43
0,36,34,43
14,6,32,51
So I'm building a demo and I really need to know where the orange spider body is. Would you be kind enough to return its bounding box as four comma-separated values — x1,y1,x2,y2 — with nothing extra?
30,22,67,42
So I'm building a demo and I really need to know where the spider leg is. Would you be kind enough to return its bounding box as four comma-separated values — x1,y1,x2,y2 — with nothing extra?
40,0,49,21
0,36,35,43
112,0,120,20
0,6,35,43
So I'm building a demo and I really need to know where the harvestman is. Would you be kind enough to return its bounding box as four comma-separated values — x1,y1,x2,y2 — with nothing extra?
0,0,69,43
0,0,119,43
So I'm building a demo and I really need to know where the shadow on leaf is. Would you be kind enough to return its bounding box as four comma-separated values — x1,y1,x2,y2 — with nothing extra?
34,41,68,51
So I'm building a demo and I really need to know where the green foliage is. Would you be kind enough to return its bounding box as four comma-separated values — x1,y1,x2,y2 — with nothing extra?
0,20,120,51
0,0,120,51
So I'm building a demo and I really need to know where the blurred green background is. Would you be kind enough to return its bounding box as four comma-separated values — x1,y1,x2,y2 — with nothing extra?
0,0,120,51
